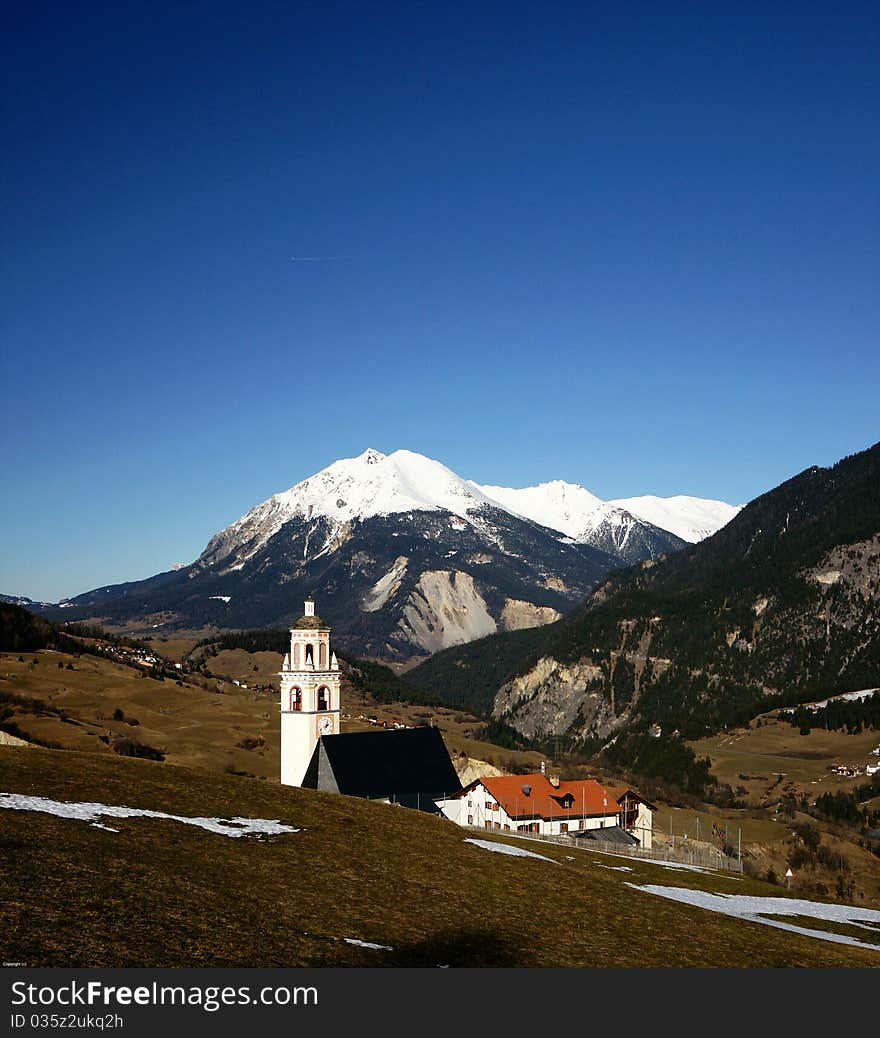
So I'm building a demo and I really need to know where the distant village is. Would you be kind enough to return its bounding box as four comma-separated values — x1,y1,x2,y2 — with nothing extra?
88,639,183,676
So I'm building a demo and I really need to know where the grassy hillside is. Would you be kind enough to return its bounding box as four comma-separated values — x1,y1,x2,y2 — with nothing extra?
2,745,879,967
0,646,545,780
0,647,285,776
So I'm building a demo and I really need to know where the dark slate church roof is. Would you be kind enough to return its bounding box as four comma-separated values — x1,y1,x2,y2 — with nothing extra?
302,725,461,810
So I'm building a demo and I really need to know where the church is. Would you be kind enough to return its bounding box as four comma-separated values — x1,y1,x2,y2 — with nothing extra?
279,598,462,809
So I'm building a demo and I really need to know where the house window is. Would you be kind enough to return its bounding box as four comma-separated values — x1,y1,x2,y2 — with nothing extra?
319,642,327,668
289,687,302,711
467,815,473,825
560,823,568,833
317,686,330,711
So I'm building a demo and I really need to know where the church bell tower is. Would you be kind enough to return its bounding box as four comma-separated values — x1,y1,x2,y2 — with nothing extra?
279,597,341,786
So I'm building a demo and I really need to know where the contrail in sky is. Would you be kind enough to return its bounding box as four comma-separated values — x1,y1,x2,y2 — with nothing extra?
290,255,341,262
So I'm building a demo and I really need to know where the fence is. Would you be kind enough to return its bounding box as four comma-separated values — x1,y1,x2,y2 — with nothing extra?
464,824,744,873
372,790,744,873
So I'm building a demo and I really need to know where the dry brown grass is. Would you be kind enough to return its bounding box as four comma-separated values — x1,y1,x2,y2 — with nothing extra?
690,714,880,803
1,745,878,967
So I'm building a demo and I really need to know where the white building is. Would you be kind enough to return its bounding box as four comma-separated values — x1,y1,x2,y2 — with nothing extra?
279,597,341,786
437,773,654,849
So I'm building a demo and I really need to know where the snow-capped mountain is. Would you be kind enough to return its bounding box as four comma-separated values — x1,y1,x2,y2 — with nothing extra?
54,448,739,659
470,479,689,564
202,449,506,570
205,452,709,575
608,495,742,543
61,450,624,657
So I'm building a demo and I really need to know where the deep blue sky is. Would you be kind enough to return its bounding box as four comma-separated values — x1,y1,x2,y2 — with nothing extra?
3,2,879,601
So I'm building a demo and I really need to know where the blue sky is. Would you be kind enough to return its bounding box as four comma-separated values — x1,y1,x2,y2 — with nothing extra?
3,2,879,601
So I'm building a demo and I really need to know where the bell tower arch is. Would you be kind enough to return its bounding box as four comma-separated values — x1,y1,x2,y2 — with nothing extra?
279,597,341,785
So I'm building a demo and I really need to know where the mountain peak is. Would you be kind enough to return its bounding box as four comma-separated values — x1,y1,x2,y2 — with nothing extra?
359,448,386,465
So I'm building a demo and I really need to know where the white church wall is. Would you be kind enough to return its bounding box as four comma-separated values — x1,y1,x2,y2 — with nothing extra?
281,712,318,786
279,600,342,787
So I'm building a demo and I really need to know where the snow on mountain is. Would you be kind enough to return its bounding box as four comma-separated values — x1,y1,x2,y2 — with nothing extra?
201,449,507,569
608,495,741,543
469,479,688,562
471,480,605,540
273,448,500,522
201,450,738,572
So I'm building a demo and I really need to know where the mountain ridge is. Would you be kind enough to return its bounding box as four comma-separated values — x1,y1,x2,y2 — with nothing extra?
29,446,743,656
197,448,736,575
25,448,739,659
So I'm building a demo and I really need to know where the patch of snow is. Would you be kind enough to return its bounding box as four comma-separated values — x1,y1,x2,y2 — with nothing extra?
464,838,557,863
0,793,300,840
804,688,879,711
629,885,880,951
628,857,720,874
209,596,231,604
343,938,394,951
594,862,634,872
